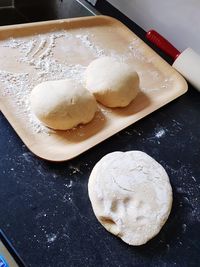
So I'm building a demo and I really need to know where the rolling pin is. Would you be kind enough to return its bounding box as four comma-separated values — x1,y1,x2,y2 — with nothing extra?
146,30,200,91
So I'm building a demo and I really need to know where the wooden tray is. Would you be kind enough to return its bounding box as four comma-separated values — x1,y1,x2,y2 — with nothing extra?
0,16,187,161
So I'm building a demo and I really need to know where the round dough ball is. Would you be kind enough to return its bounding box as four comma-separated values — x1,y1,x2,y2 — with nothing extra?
85,57,139,107
88,151,172,246
30,79,97,130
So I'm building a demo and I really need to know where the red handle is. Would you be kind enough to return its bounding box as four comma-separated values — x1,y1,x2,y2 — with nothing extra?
146,30,181,60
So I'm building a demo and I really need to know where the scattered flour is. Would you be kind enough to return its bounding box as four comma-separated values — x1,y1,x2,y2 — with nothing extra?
128,39,150,62
69,166,81,174
64,180,73,188
62,193,72,203
46,233,57,243
76,34,106,57
155,128,166,138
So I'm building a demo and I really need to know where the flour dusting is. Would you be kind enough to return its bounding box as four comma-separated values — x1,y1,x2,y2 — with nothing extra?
155,129,165,138
46,233,57,243
76,34,106,57
64,180,73,188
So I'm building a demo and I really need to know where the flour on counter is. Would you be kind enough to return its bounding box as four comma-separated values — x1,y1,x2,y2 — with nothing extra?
46,233,57,243
164,163,200,223
62,193,72,203
155,128,166,138
69,166,81,174
64,180,73,188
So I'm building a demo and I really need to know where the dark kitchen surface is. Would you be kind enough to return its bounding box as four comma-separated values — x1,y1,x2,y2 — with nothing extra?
0,7,28,26
0,0,200,266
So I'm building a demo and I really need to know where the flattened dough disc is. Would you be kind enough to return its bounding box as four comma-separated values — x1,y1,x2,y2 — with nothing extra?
88,151,173,246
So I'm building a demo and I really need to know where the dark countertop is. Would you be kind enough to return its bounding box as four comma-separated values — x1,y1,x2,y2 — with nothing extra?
0,1,200,266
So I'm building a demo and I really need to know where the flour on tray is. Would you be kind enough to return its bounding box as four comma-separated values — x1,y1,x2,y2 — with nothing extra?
0,30,170,134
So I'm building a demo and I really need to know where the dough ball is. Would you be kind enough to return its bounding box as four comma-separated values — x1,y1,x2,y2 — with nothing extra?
88,151,172,246
30,79,97,130
85,57,139,107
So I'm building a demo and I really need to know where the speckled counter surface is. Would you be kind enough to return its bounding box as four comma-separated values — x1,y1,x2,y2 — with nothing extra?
0,1,200,267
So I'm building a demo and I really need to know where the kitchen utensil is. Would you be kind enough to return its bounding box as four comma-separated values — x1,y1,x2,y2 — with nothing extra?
146,30,200,91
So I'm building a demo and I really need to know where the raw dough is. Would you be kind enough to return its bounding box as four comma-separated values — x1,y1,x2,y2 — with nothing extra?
30,79,97,130
85,57,139,107
88,151,172,246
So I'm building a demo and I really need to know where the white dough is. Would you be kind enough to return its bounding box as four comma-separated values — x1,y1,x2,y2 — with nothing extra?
30,79,97,130
85,57,139,107
88,151,173,246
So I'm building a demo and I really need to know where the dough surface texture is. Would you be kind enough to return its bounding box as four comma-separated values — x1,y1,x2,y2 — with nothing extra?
88,151,172,246
85,57,139,107
30,79,97,130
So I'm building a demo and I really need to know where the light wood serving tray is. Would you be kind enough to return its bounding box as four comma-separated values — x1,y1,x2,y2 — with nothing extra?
0,16,187,161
